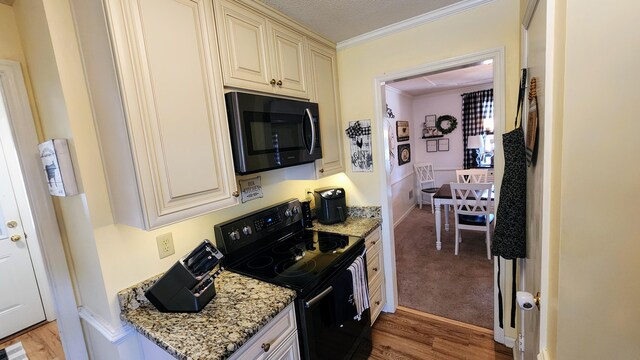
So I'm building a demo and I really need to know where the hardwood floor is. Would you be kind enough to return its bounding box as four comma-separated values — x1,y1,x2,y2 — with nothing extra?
0,321,65,360
366,308,513,360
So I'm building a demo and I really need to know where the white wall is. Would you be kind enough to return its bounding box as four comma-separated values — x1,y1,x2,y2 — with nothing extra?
385,87,416,225
411,83,493,175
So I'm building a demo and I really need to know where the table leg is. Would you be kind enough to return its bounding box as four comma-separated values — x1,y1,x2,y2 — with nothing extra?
435,203,442,250
444,204,450,232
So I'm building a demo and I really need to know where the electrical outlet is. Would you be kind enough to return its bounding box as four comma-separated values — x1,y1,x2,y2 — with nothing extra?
156,233,175,259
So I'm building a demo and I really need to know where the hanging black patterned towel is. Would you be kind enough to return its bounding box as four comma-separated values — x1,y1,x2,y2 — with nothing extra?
492,69,527,259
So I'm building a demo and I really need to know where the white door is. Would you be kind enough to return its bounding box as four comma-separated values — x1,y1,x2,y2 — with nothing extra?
0,116,46,339
522,0,546,358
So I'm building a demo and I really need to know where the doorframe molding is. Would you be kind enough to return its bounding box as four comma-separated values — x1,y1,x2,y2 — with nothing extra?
0,60,88,358
372,47,511,345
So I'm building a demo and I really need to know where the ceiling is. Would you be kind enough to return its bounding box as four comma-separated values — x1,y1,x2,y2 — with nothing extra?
386,63,493,96
261,0,465,43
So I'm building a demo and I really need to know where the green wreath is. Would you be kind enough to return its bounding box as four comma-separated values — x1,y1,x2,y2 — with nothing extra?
435,115,458,135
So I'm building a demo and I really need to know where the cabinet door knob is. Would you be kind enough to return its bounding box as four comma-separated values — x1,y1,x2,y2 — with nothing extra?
232,191,240,197
276,80,282,86
319,168,324,173
261,343,271,352
11,234,22,242
375,301,381,305
270,79,276,85
373,267,378,272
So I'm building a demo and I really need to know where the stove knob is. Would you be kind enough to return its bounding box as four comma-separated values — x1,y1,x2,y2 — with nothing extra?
242,226,253,235
292,206,300,215
229,230,241,241
284,209,293,217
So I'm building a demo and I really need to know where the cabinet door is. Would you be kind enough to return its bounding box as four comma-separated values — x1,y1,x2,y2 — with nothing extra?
308,41,344,177
268,21,308,98
107,0,238,229
267,332,300,360
215,0,272,92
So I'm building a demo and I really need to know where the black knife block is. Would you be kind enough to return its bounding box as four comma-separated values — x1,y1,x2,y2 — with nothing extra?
145,241,221,313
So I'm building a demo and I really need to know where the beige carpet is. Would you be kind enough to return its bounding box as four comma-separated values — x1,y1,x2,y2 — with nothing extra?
394,206,494,329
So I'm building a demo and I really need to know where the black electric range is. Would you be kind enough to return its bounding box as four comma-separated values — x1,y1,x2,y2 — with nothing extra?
214,199,371,360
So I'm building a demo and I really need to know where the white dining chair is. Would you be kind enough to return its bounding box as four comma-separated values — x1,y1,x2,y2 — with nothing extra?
414,162,439,213
450,182,494,260
456,169,489,183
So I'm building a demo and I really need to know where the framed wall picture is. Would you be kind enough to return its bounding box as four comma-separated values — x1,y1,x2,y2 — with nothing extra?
398,144,411,165
437,138,449,152
396,120,409,141
422,114,442,138
426,139,437,152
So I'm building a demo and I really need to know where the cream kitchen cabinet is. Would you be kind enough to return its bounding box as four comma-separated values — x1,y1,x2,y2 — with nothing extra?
78,0,238,230
308,40,345,177
214,0,309,99
365,227,385,324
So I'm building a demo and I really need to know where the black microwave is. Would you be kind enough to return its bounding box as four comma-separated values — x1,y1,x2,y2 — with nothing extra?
225,92,322,175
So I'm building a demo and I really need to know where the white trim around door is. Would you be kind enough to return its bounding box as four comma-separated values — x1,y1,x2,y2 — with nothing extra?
0,60,88,359
372,47,511,345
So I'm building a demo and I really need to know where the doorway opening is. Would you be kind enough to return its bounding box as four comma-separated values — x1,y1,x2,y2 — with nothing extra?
0,60,86,358
373,48,512,345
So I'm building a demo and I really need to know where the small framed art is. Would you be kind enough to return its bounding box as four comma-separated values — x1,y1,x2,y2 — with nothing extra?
426,139,437,152
398,144,411,165
438,138,449,152
396,120,409,142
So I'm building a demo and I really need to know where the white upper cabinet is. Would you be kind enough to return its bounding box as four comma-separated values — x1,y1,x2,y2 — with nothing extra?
215,0,309,98
308,41,345,177
92,0,238,229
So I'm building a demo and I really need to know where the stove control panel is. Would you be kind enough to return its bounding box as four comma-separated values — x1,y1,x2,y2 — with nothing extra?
214,198,304,255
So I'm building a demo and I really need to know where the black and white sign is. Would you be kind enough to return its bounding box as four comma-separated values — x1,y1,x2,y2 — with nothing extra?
239,176,263,203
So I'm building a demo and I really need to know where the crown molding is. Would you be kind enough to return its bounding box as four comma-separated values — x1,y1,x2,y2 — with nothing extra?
385,84,413,98
337,0,495,50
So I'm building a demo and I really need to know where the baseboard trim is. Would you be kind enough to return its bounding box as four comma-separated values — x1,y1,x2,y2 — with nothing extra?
77,306,134,344
393,205,415,228
397,305,493,335
538,348,550,360
504,335,516,348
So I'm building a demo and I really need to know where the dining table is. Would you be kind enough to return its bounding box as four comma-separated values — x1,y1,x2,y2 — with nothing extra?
432,183,495,250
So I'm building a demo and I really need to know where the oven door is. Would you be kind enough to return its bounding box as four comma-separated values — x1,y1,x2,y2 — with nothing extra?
297,269,372,360
226,92,321,174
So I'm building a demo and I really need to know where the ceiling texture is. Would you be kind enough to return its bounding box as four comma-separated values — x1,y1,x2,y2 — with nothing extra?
261,0,465,43
387,63,493,96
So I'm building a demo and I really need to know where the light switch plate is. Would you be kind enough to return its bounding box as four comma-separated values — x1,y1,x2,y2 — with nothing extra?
156,233,175,259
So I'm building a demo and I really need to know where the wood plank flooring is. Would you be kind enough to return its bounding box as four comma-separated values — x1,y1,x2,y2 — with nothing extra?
366,308,513,360
0,321,65,360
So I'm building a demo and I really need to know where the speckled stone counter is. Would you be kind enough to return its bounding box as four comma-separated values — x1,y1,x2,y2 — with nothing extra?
117,271,296,360
310,216,381,238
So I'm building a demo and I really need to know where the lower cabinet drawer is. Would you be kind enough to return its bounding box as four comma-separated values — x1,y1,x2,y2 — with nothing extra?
369,277,385,325
230,303,297,360
366,245,383,286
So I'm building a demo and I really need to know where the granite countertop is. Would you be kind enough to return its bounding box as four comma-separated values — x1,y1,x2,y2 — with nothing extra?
117,271,296,360
310,206,382,238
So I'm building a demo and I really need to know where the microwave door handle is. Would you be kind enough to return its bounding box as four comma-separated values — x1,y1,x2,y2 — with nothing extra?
305,108,316,155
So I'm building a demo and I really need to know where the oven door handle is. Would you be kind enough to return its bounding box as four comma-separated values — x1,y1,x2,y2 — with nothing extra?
304,108,316,155
305,286,333,308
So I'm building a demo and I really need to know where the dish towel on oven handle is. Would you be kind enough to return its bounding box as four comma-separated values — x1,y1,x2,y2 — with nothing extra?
347,254,370,321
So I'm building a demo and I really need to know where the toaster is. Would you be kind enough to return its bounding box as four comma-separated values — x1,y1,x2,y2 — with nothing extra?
313,187,347,224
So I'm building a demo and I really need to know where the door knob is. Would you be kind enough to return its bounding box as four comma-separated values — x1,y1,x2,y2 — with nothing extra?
276,80,282,86
7,221,17,228
10,234,22,242
270,79,276,85
516,291,540,310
